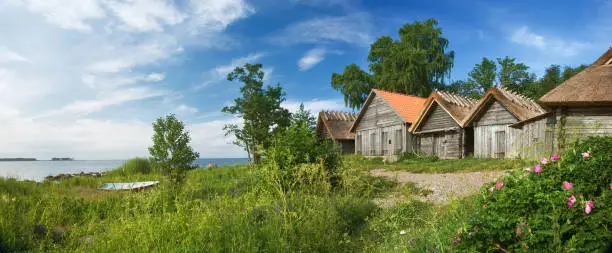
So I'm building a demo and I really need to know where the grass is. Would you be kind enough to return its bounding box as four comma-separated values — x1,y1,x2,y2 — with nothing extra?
346,154,529,173
0,156,519,252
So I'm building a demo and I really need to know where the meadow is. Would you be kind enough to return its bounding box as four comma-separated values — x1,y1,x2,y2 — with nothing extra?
1,137,609,253
0,156,516,253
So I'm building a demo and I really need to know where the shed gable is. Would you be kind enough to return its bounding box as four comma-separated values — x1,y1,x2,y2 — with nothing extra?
474,99,518,126
418,103,460,132
355,94,404,131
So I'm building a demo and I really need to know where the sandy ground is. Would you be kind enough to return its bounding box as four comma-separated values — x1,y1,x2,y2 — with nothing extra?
370,169,509,205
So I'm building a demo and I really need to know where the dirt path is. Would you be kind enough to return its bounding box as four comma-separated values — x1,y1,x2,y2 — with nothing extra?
371,169,509,205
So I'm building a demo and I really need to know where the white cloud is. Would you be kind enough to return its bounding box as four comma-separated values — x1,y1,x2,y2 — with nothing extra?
0,47,30,63
37,87,168,117
283,98,348,114
0,0,255,159
298,48,326,71
271,13,374,46
510,26,591,57
188,0,255,34
196,52,266,89
103,0,185,32
15,0,106,31
176,104,198,114
144,72,165,82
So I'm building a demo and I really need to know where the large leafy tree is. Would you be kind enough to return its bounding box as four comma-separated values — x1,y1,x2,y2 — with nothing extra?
331,18,454,109
149,114,200,185
449,56,534,98
529,64,587,98
222,63,291,163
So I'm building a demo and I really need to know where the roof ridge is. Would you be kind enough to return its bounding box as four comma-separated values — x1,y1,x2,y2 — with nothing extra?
373,88,425,99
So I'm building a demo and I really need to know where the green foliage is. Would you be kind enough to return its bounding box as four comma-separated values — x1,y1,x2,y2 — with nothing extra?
148,114,200,185
345,154,527,173
450,57,534,98
528,64,588,98
261,106,341,191
222,63,291,163
456,137,612,252
468,57,497,95
332,18,454,109
115,158,153,175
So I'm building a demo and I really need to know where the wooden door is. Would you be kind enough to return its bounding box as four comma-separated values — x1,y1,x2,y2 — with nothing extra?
495,130,506,158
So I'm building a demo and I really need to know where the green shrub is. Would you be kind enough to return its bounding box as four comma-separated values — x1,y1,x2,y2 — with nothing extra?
118,158,153,175
456,137,612,252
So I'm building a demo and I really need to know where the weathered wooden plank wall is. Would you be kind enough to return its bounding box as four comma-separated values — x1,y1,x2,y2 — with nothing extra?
553,106,612,152
354,94,414,156
509,117,555,160
473,100,518,158
414,103,464,159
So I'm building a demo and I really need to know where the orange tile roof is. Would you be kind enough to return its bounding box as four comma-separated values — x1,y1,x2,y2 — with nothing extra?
373,89,427,123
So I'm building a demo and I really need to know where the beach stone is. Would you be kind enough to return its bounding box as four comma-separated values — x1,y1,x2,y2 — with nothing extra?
34,224,47,238
206,163,218,169
51,226,70,243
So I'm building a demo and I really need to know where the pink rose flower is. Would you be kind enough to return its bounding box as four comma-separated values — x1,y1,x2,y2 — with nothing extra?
453,237,461,244
541,158,549,164
563,181,573,190
516,226,523,235
568,195,577,203
582,152,590,158
610,183,612,190
551,154,561,161
534,164,543,174
520,222,526,227
568,201,574,208
585,201,595,214
488,187,494,192
495,181,504,190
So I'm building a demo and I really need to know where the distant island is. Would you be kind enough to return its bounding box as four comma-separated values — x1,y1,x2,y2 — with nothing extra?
0,158,37,161
51,157,74,161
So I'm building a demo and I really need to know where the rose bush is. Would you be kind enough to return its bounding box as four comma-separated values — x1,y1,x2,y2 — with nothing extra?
455,136,612,252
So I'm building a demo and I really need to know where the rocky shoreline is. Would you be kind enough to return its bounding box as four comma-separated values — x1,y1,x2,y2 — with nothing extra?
45,171,106,181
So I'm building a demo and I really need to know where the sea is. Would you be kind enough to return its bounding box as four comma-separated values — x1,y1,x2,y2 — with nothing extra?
0,158,249,182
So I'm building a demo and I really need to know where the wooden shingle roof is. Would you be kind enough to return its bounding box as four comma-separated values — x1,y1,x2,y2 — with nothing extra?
463,86,547,127
539,48,612,106
317,111,358,140
409,90,478,132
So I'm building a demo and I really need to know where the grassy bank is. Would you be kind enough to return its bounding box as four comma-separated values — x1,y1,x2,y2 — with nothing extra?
0,157,514,252
347,154,529,173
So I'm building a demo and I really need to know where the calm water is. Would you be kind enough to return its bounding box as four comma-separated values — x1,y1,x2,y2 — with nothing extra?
0,158,249,182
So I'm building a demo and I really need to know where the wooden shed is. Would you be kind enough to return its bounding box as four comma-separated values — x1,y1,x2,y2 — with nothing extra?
409,90,478,159
351,89,426,157
316,111,358,154
536,47,612,151
462,86,547,159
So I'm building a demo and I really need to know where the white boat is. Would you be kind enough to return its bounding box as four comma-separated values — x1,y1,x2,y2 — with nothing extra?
98,181,159,191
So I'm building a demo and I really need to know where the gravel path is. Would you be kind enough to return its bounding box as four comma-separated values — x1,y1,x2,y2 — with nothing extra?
371,169,510,205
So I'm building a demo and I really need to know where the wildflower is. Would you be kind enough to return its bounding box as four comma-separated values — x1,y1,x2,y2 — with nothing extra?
541,158,549,164
399,230,406,235
524,167,531,171
520,222,526,227
582,152,590,158
482,204,487,209
568,195,577,208
488,187,494,192
468,232,472,236
534,164,543,174
585,201,595,214
453,237,461,244
610,183,612,190
516,226,523,235
551,154,561,161
495,181,504,190
563,181,573,190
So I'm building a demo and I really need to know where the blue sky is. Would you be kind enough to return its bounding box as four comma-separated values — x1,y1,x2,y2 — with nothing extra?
0,0,609,159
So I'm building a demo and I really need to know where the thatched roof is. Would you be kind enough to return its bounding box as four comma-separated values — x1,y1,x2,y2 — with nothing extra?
463,86,547,127
317,111,358,140
409,90,478,132
350,89,426,132
539,48,612,106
